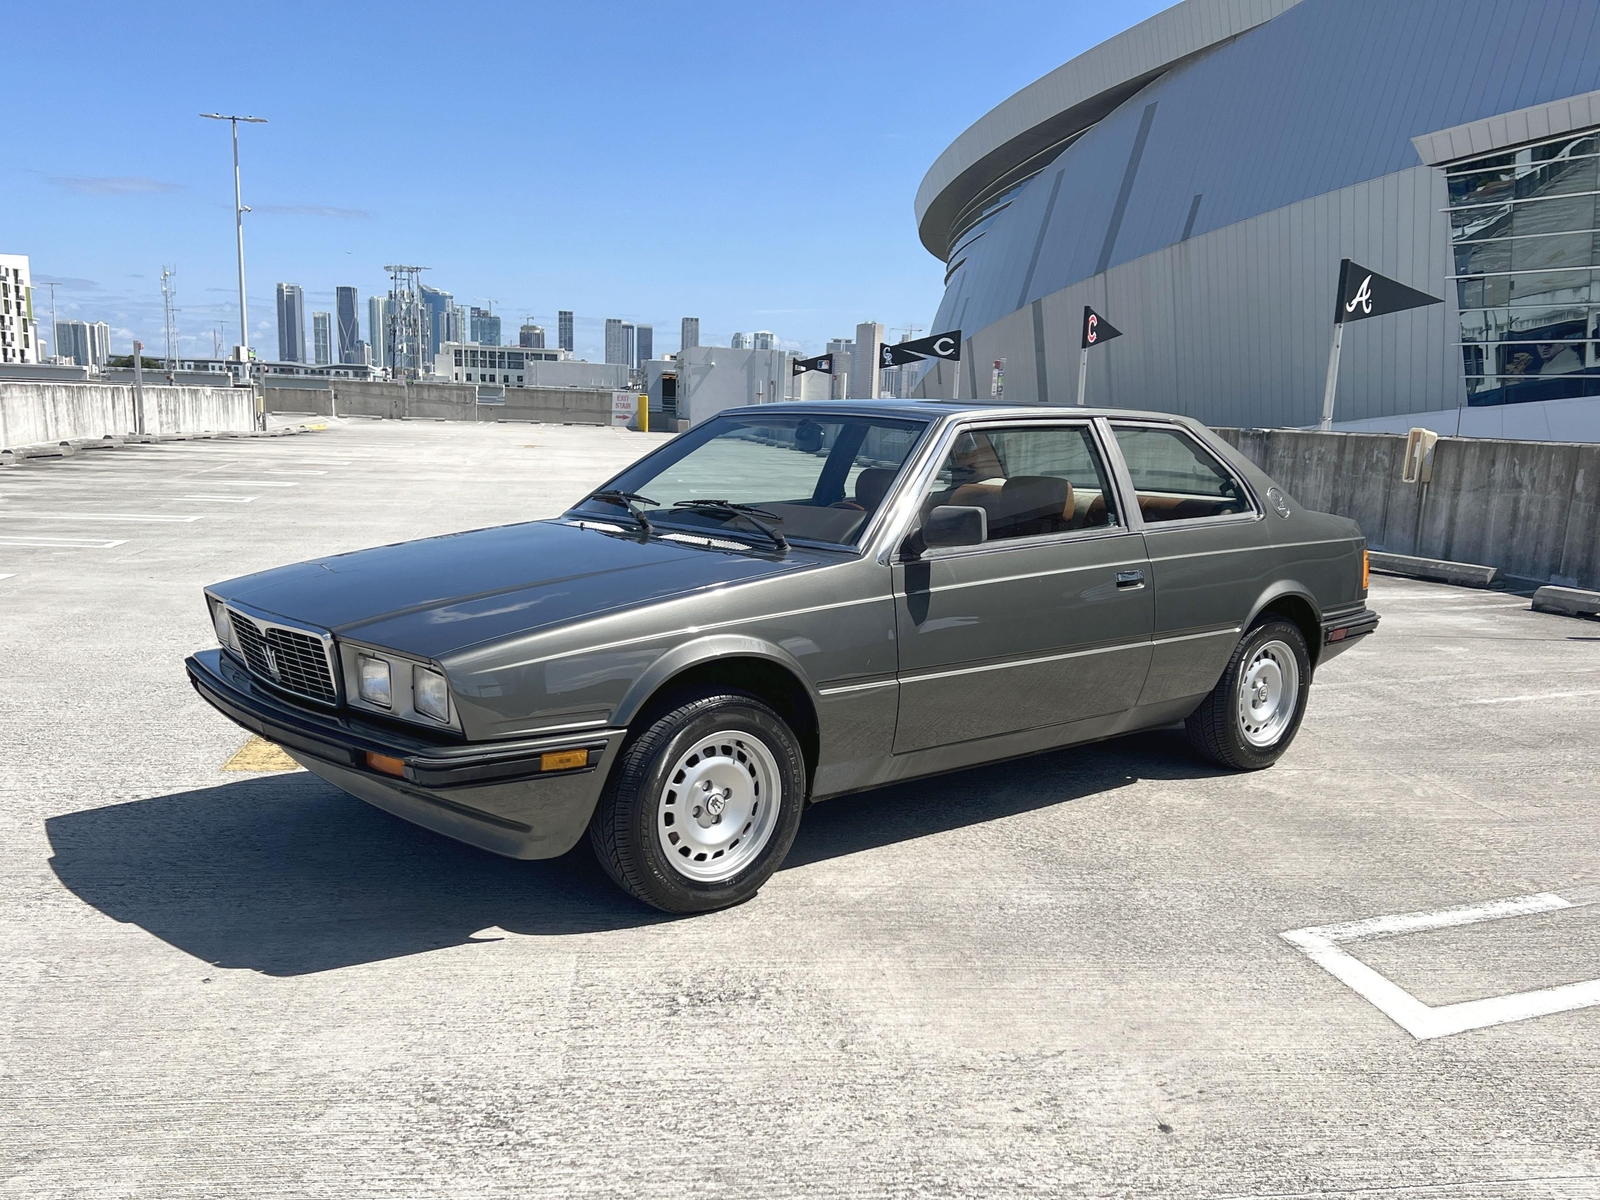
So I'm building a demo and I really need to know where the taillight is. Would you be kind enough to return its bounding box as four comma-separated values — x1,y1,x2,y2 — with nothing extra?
1362,549,1370,591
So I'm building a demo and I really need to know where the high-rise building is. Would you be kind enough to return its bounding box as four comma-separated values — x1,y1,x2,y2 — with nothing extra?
850,321,884,398
368,296,390,369
275,283,306,363
826,337,854,400
680,316,699,352
604,318,635,366
0,253,40,364
55,319,110,368
753,330,777,351
558,310,574,353
335,286,361,364
730,332,749,349
419,285,452,361
636,324,653,365
519,324,545,349
312,312,333,365
470,307,502,346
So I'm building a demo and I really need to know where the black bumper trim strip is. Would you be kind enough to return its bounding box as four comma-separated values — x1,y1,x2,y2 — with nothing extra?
187,651,620,791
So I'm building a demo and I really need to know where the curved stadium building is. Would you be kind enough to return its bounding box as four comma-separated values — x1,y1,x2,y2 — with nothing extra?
912,0,1600,441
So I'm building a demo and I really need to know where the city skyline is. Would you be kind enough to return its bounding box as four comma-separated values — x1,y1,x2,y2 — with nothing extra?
3,0,1164,363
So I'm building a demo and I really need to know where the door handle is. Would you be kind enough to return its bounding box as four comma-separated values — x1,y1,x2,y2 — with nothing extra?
1116,570,1145,590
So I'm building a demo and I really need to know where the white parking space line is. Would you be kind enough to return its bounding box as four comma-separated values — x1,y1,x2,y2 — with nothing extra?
0,536,129,548
181,495,259,504
1471,689,1600,705
0,573,15,582
261,469,328,476
0,512,205,523
1283,893,1600,1040
203,480,299,487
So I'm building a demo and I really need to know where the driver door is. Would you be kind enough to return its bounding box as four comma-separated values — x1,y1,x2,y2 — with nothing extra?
890,422,1154,754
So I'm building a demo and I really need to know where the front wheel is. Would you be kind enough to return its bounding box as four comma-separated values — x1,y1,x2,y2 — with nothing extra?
1185,618,1311,770
588,691,807,913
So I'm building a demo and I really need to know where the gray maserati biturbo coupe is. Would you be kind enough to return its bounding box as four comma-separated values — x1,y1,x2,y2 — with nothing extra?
188,402,1377,913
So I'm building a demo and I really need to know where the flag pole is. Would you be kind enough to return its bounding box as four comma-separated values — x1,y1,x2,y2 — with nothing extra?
1076,346,1089,406
1319,321,1345,431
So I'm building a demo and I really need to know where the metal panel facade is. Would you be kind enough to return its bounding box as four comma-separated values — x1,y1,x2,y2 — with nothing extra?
920,0,1600,427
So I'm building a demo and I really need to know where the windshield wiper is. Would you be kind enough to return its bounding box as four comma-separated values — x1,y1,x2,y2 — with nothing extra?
671,499,789,553
589,489,659,535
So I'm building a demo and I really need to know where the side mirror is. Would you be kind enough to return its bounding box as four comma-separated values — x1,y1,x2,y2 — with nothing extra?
922,505,987,549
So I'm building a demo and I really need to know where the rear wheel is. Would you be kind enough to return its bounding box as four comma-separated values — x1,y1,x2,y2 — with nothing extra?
1186,618,1311,770
589,691,807,913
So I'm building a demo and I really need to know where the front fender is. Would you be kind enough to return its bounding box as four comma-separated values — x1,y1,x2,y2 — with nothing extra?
610,633,818,728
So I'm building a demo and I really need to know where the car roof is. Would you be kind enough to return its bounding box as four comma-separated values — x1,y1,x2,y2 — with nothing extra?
714,400,1196,425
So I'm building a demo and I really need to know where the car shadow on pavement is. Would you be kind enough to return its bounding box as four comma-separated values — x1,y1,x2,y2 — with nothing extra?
44,728,1218,977
784,727,1215,869
44,771,667,977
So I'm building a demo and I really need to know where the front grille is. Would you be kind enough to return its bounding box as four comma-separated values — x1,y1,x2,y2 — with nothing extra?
229,609,339,705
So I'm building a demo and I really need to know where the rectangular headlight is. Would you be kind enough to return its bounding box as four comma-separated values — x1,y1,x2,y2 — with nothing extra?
358,654,392,708
413,665,450,722
207,595,239,652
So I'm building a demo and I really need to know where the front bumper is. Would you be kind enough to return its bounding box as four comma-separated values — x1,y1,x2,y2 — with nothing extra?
187,648,624,860
1320,606,1380,663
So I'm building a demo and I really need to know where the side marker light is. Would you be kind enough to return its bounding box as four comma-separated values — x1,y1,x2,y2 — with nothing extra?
366,752,406,777
540,749,590,772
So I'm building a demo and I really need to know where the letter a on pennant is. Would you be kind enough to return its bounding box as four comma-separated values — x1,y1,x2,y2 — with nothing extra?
1334,258,1442,325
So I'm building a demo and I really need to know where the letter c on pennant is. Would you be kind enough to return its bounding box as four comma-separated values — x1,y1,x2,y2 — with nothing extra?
1086,314,1098,344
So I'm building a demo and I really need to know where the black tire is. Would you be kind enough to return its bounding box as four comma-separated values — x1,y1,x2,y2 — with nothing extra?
1185,617,1312,770
588,691,807,914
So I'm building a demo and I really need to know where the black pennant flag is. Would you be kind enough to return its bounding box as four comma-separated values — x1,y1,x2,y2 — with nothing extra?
879,330,962,369
1334,259,1441,325
792,353,833,376
1081,306,1121,349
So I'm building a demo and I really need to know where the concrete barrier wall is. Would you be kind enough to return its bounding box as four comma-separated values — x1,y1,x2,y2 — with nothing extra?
265,380,616,426
0,382,254,449
1215,427,1600,589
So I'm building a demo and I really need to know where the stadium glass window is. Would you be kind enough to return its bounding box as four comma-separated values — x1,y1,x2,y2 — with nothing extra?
1447,128,1600,407
1110,425,1249,524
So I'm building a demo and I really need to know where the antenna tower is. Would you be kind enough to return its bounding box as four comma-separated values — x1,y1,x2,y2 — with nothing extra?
160,267,179,371
384,264,430,377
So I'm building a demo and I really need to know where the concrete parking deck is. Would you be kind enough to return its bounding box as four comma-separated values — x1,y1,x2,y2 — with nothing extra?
2,420,1598,1198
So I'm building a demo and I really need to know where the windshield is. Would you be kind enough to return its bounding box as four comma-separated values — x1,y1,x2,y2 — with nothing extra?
574,412,928,548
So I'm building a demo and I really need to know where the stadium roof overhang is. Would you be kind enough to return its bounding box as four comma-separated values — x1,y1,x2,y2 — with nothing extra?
914,0,1301,262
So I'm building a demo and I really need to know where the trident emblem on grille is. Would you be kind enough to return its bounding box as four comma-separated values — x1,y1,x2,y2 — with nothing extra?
262,645,281,680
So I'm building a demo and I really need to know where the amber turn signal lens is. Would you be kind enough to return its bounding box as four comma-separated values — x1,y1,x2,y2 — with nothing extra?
1362,549,1370,591
365,751,406,778
540,749,589,772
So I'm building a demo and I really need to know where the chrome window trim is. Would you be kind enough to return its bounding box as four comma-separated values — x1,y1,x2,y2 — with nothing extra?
1105,418,1264,523
873,413,1129,562
222,597,343,708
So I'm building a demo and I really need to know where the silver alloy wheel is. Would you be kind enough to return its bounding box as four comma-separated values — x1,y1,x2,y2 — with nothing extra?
656,730,782,883
1236,639,1300,748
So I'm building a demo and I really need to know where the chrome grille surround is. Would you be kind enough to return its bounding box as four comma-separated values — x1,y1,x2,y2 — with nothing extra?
224,602,341,707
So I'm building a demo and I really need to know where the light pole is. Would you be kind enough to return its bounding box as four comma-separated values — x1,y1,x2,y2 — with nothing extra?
200,112,266,371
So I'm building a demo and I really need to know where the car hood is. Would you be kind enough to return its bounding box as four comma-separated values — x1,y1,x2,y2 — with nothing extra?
212,519,821,660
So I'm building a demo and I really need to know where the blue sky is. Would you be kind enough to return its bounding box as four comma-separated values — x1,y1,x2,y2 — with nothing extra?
7,0,1165,362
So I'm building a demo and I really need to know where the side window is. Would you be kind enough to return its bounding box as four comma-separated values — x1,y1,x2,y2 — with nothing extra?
921,425,1120,542
1111,425,1250,523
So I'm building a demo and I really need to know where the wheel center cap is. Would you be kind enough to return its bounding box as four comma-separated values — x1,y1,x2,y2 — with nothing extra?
1252,679,1269,704
705,790,727,817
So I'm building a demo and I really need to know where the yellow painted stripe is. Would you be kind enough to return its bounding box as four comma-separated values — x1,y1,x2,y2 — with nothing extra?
222,735,301,772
